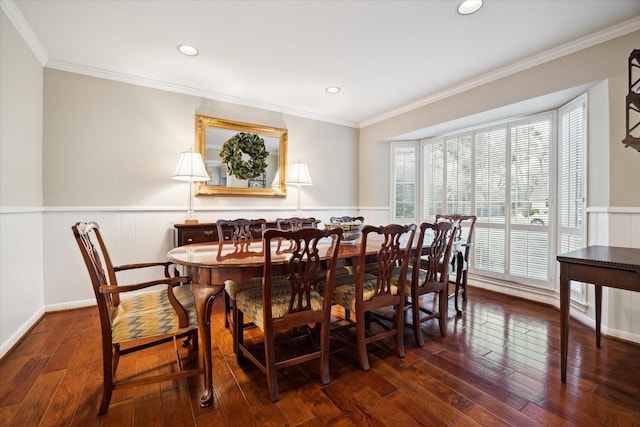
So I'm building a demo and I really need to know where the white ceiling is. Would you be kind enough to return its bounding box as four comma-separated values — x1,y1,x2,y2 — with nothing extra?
5,0,640,128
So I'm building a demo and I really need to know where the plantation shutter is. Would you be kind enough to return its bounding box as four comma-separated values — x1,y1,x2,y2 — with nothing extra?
391,143,418,222
445,134,473,214
473,126,507,274
422,140,445,221
508,117,551,283
558,97,586,301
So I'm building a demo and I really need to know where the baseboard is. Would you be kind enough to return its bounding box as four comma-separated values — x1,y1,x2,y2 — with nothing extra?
45,299,96,312
0,307,46,359
0,299,96,359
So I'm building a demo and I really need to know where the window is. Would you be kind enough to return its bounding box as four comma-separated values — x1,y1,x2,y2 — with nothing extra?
391,143,417,222
558,97,586,301
391,96,585,293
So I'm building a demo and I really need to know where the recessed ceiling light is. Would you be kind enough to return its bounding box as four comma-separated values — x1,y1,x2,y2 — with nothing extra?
457,0,483,15
326,87,341,94
178,44,198,56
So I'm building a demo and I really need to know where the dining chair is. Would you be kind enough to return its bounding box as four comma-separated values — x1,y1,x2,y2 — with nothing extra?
329,215,364,223
275,216,321,230
432,214,477,315
219,218,267,328
327,223,416,371
216,217,267,241
234,226,343,401
71,222,202,415
401,221,455,346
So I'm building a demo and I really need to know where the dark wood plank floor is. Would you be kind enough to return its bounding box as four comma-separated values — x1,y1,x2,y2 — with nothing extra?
1,286,639,426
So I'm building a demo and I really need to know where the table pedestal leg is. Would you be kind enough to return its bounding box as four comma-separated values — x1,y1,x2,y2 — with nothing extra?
191,283,223,407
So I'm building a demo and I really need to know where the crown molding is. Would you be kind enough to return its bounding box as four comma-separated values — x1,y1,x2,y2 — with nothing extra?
44,59,358,129
4,0,637,131
0,0,48,65
359,16,640,128
2,2,356,128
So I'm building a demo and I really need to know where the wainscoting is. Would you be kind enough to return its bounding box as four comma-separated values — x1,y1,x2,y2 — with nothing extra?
1,206,638,358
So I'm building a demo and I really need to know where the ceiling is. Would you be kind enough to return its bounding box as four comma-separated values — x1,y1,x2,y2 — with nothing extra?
5,0,640,128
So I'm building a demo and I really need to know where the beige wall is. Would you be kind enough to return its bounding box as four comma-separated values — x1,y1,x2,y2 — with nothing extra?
0,8,45,356
359,30,640,209
1,10,43,207
43,70,359,210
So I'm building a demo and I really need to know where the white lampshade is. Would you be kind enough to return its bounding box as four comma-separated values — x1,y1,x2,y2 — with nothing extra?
285,162,313,186
172,152,210,182
172,151,209,224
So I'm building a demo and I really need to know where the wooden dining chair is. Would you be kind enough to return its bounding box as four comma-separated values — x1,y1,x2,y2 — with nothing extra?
327,223,416,371
216,218,267,242
401,221,455,346
275,216,321,230
234,226,343,401
71,222,203,415
432,214,477,315
330,215,364,223
218,218,267,328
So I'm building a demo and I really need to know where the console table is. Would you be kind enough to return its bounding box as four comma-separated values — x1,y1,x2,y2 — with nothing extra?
557,245,640,383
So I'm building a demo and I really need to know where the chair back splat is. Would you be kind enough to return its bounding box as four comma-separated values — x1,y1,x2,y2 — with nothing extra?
71,221,203,415
216,218,266,241
275,216,321,231
234,226,343,402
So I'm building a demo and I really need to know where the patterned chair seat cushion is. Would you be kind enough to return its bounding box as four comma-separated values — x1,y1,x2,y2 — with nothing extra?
224,274,290,301
389,265,424,294
419,256,456,274
235,282,325,331
311,266,351,286
344,263,378,276
111,284,197,344
389,265,444,295
328,273,399,313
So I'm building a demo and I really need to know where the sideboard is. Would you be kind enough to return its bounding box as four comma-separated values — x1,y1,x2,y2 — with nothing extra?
173,219,321,246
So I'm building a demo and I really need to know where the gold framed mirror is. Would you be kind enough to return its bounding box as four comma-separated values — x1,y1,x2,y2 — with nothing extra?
195,115,287,197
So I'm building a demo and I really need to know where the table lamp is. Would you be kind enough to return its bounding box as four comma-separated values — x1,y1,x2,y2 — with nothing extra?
172,151,210,224
285,162,313,214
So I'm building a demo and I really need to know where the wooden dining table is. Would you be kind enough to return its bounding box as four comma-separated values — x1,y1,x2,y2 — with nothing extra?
166,236,382,407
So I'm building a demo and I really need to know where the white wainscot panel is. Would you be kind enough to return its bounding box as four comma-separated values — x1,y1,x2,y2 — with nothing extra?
0,212,45,357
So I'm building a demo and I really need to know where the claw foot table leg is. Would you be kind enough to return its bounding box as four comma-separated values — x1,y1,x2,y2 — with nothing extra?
191,282,223,407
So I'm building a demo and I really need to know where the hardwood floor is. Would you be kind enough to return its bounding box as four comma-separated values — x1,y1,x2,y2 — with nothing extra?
1,286,639,426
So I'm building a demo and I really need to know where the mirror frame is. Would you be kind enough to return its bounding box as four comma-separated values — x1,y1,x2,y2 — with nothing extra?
195,115,287,197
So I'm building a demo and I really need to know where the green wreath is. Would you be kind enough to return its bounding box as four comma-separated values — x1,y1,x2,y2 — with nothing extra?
219,132,269,180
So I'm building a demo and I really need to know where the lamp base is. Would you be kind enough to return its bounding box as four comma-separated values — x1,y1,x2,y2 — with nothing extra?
184,210,199,224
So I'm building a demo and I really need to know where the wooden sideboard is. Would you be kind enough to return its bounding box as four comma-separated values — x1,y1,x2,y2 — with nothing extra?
173,222,269,246
173,219,321,246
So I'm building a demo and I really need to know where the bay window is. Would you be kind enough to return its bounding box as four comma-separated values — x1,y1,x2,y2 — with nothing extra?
391,96,585,293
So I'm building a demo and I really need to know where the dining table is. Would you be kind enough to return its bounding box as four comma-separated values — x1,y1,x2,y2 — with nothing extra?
167,236,383,407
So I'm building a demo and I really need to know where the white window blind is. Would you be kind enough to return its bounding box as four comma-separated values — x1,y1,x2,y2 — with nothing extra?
391,143,418,222
558,97,586,302
446,134,473,214
422,140,445,222
474,126,507,275
508,118,551,283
